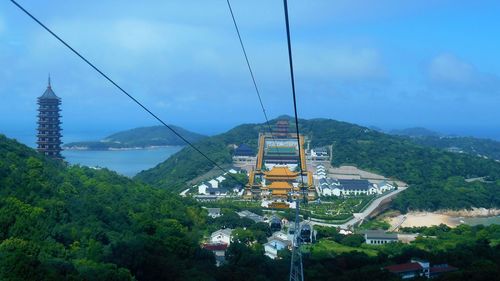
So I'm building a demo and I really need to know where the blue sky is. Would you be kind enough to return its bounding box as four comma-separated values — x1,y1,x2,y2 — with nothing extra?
1,0,500,145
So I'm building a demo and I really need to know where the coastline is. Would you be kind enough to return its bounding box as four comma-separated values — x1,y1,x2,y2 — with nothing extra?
63,145,182,151
388,208,500,228
437,208,500,217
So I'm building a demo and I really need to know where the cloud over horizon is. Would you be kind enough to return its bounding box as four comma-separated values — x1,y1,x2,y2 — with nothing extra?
2,0,500,141
428,53,500,95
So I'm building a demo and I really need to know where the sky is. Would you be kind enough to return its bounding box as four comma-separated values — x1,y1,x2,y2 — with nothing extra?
2,0,500,146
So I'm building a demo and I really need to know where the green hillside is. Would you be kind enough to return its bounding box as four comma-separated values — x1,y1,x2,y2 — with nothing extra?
134,123,263,191
135,117,500,211
404,135,500,161
0,134,214,280
64,125,206,150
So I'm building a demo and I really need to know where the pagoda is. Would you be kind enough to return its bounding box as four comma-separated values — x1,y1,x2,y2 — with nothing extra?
36,76,63,159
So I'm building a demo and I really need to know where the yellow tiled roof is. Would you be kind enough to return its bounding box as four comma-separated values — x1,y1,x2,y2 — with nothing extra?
264,167,298,177
272,189,289,195
267,181,293,189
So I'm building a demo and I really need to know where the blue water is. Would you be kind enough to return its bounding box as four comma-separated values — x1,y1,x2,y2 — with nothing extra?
62,146,183,177
461,216,500,226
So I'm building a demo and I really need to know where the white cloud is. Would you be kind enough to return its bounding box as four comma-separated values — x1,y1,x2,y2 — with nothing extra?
428,53,476,84
427,53,500,94
298,46,386,81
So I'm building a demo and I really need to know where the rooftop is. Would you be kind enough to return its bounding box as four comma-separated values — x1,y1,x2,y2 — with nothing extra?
364,230,398,240
212,228,233,237
430,264,458,274
264,167,298,177
267,181,293,189
338,179,372,191
384,262,423,273
202,243,228,251
39,77,60,100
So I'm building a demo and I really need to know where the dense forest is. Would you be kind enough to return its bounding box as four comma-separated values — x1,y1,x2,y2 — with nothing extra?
404,135,500,161
136,117,500,211
64,125,206,150
0,134,215,280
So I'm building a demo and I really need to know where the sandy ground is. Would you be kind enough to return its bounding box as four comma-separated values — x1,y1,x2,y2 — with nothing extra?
390,212,460,228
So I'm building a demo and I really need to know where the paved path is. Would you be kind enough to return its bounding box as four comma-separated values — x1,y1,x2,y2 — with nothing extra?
308,186,408,229
179,188,190,197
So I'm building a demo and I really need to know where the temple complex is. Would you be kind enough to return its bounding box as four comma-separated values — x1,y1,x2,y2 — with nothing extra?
244,120,316,204
36,76,63,159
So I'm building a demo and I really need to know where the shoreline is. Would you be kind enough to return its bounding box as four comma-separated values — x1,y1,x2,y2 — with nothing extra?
388,208,500,228
436,208,500,218
63,145,183,151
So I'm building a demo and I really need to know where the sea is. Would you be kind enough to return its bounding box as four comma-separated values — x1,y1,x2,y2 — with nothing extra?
4,132,182,177
61,146,183,177
460,216,500,226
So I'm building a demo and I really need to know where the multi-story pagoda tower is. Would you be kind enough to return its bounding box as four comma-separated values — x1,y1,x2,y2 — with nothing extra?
36,76,63,159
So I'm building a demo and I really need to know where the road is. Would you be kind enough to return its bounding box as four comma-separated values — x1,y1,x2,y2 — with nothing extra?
308,186,408,229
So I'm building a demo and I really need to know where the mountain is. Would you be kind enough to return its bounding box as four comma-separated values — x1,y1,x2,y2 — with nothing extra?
402,135,500,161
389,127,500,160
0,134,215,280
64,125,206,150
135,117,500,211
389,127,441,137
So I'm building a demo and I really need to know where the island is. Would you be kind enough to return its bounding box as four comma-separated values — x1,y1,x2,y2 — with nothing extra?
63,125,206,150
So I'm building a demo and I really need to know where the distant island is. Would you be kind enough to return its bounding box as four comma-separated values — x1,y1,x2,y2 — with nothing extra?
63,125,206,150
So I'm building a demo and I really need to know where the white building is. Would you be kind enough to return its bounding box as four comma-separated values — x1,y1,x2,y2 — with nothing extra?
206,208,221,218
310,147,329,161
264,233,291,259
320,178,395,197
198,183,209,195
364,230,398,245
376,180,395,193
211,229,233,245
208,179,219,188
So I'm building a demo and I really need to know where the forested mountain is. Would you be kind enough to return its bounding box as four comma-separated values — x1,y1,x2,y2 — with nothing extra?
134,123,263,191
390,127,441,137
0,134,215,280
135,117,500,211
387,127,500,161
404,135,500,161
64,125,206,150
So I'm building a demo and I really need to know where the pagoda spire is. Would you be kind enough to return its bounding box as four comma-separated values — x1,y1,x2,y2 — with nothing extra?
37,76,63,159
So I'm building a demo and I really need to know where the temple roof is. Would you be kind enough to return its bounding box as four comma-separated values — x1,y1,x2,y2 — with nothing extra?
267,181,293,189
264,167,298,177
39,76,59,100
272,189,289,195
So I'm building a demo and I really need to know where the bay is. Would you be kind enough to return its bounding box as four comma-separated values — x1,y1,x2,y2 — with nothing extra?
62,146,183,177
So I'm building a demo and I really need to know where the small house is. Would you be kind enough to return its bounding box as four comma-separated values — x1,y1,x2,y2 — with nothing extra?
211,229,233,245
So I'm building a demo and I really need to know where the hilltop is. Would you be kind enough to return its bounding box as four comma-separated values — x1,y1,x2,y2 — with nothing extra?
135,117,500,211
64,125,206,150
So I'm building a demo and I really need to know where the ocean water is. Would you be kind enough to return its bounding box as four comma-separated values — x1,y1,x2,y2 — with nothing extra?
461,216,500,226
62,146,183,177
